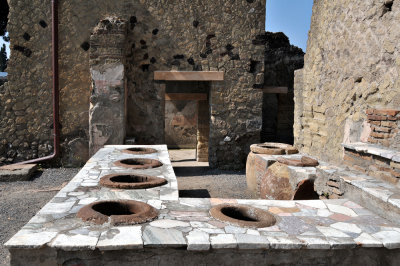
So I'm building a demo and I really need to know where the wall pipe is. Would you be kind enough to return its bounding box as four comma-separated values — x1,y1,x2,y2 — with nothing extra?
14,0,60,165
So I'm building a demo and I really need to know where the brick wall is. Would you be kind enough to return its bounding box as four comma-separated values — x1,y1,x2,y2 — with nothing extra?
344,148,400,185
366,109,400,147
294,0,400,164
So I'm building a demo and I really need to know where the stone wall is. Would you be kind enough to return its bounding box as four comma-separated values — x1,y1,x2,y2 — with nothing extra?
1,0,266,168
261,32,304,144
294,0,400,163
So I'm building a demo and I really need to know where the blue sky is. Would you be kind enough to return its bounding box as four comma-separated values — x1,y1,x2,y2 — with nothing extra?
0,33,10,59
266,0,314,52
0,1,314,60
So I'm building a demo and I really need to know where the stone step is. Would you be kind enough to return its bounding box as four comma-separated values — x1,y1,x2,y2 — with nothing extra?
0,163,38,182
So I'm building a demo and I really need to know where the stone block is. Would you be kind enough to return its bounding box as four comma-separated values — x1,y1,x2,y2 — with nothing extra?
0,164,37,182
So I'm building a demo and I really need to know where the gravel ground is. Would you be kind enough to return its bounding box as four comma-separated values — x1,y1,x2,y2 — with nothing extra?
175,166,256,199
0,168,80,266
0,162,255,265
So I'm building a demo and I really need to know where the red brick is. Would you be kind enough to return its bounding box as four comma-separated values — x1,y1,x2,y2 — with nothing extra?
369,121,381,126
388,116,398,121
368,115,387,121
381,121,397,127
331,187,344,196
343,156,355,165
370,132,385,138
366,109,374,115
372,126,391,133
374,109,400,116
349,151,372,161
327,180,340,188
368,137,378,143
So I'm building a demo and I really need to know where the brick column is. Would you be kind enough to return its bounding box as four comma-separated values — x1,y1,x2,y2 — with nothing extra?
89,17,127,155
197,99,209,162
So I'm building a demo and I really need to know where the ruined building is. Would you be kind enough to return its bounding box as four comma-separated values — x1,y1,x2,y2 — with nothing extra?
1,0,399,173
0,0,304,169
0,0,269,169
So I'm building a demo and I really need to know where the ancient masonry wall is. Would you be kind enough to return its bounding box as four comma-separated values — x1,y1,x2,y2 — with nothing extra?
294,0,400,163
0,0,265,169
261,32,304,144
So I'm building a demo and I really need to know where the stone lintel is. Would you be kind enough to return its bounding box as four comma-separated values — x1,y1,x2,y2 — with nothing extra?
154,71,224,81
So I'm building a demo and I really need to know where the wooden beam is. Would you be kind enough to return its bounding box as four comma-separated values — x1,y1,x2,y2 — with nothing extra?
165,93,207,101
262,86,288,94
154,71,224,81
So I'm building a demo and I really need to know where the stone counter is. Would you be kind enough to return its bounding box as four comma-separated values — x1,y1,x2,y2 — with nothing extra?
5,145,400,265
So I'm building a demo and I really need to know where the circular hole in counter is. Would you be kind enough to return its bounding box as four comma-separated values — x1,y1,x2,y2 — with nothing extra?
100,174,167,189
114,158,163,169
210,204,276,228
77,200,158,225
122,147,157,155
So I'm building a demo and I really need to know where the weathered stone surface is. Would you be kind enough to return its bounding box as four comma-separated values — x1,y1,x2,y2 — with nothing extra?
143,226,186,247
0,163,37,182
2,0,266,169
97,226,143,250
89,17,127,156
294,0,400,163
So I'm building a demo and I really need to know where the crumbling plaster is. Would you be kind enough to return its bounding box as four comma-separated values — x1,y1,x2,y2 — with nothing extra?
0,0,266,168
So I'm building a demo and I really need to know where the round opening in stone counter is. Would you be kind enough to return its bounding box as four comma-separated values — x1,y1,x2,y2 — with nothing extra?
122,147,158,155
100,174,167,189
77,200,158,225
250,142,298,155
210,204,276,228
114,158,163,169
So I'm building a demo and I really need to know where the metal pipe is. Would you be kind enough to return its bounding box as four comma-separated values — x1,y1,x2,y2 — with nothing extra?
14,0,59,165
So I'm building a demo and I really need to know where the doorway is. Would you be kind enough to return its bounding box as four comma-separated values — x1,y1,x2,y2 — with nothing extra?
164,81,210,162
